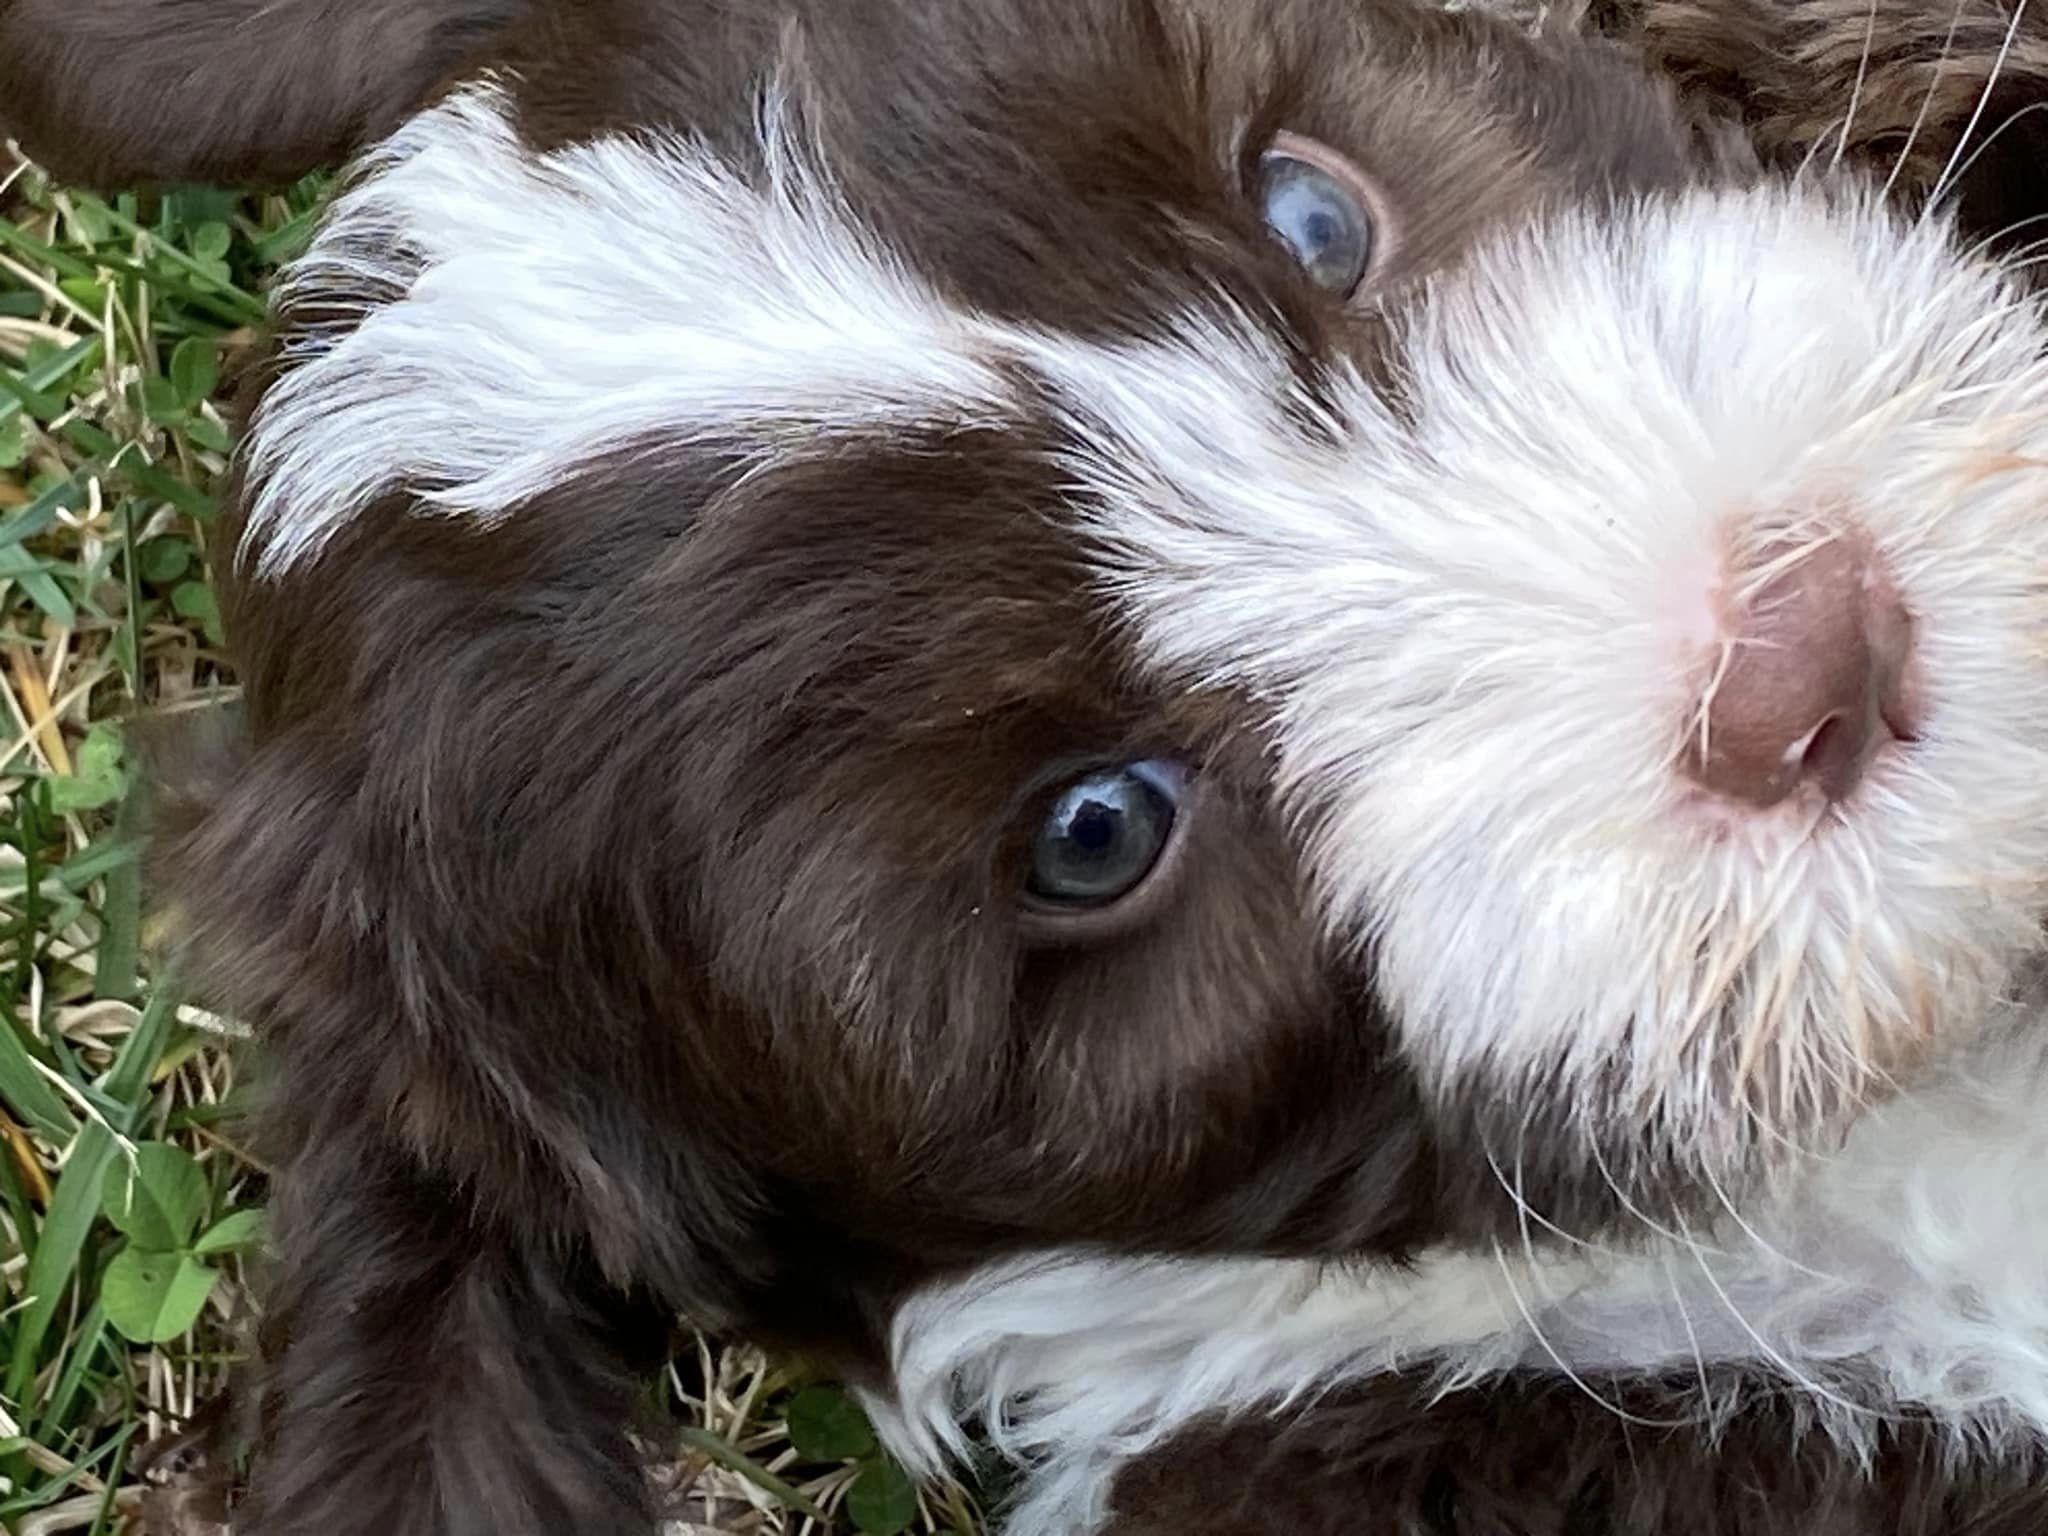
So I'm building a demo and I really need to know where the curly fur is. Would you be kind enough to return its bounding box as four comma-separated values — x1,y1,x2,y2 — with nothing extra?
4,1,2044,1533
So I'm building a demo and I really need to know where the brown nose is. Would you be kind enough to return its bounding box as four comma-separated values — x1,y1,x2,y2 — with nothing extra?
1684,533,1916,809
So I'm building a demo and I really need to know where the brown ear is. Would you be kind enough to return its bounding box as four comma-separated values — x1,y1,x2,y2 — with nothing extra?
1594,0,2048,267
0,0,536,190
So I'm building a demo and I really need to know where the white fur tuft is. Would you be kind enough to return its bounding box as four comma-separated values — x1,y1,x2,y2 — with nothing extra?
239,77,1014,575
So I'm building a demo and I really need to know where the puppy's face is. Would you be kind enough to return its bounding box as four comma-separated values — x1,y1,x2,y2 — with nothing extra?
27,0,2048,1344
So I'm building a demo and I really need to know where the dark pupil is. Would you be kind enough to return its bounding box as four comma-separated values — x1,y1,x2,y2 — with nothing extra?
1068,802,1119,854
1259,154,1371,294
1029,770,1172,906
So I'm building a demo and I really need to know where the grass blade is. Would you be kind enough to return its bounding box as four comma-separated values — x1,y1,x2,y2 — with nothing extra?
31,1297,110,1448
103,987,181,1113
61,194,268,325
4,986,179,1403
0,337,105,438
0,1023,80,1144
675,1425,832,1523
4,1119,121,1404
0,474,85,553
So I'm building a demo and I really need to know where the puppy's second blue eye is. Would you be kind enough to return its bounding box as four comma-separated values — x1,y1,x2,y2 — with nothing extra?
1027,764,1181,908
1258,149,1374,296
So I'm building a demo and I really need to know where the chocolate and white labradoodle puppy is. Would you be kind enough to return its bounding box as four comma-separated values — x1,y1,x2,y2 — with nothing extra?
5,0,2048,1531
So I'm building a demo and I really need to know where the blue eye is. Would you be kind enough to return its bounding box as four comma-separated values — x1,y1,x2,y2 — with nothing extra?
1026,762,1183,909
1257,139,1377,296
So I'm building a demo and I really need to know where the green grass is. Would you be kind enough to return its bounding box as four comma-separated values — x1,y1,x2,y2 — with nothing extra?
0,147,988,1536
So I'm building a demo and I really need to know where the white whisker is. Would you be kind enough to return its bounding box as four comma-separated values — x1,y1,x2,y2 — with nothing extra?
1489,1239,1708,1432
1669,1209,1895,1426
1883,0,1974,200
1480,1134,1636,1260
1833,0,1885,171
1663,1246,1717,1421
1923,0,2034,217
1935,100,2048,219
1962,208,2048,262
1699,1158,1850,1289
1582,1131,1735,1259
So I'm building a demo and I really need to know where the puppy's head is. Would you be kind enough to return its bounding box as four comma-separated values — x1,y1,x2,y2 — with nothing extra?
21,0,2048,1373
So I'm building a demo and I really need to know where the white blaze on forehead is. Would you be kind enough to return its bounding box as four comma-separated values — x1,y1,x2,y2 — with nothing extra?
243,77,1300,575
243,73,1341,583
240,79,1016,575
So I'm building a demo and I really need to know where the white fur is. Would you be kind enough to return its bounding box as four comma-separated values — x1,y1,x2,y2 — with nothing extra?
240,78,1301,584
1054,183,2048,1183
868,1010,2048,1534
239,78,1015,575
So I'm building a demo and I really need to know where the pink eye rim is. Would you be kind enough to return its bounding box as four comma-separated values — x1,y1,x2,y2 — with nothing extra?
1256,130,1398,300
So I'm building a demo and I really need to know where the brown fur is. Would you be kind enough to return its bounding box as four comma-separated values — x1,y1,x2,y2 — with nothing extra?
0,0,535,189
1588,0,2048,267
4,1,2046,1532
1109,1370,2048,1535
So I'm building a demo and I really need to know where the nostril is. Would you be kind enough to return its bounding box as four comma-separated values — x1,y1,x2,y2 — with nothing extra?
1680,526,1914,811
1796,711,1864,803
1880,692,1921,745
1868,568,1923,745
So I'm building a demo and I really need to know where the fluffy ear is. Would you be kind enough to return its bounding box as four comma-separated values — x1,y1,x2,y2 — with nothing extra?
0,0,535,189
1594,0,2048,265
130,702,734,1536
